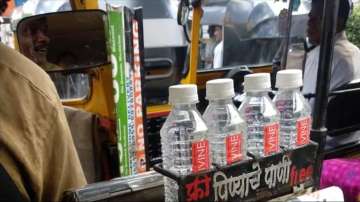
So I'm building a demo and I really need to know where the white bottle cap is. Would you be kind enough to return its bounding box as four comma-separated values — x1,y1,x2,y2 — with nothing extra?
206,78,235,100
169,84,199,104
276,69,303,89
244,73,271,92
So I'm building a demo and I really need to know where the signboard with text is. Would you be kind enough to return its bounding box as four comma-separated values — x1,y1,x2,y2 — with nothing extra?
155,143,318,202
107,5,146,176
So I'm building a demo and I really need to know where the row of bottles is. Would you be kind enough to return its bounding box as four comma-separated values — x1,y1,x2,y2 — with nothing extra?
160,69,312,202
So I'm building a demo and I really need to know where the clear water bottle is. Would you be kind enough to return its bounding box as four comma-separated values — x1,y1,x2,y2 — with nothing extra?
160,84,209,202
273,69,312,149
203,79,247,166
238,73,280,157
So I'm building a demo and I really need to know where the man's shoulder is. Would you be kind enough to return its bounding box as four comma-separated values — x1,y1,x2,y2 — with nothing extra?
334,37,360,59
0,43,58,102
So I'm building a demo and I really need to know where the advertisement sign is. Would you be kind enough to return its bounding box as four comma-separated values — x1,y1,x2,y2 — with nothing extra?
107,5,146,176
155,143,318,202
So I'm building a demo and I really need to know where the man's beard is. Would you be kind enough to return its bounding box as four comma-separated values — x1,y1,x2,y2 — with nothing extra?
33,51,48,66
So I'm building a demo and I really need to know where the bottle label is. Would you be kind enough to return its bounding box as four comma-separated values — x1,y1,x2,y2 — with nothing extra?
226,134,243,164
192,140,210,172
264,123,280,156
296,116,311,146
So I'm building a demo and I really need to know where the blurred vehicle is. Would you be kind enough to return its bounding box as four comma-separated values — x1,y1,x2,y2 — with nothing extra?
199,0,309,68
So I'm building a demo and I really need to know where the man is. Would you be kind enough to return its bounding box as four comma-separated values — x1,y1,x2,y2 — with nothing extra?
0,0,87,201
213,25,223,69
203,25,217,69
305,1,360,199
302,0,360,108
28,17,50,68
19,16,61,71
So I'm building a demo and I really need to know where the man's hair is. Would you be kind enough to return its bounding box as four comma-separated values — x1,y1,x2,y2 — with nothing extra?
312,0,351,30
208,25,222,38
338,0,351,30
0,0,9,15
29,17,48,35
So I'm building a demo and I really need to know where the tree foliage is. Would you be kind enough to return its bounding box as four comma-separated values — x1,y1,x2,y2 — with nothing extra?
347,5,360,48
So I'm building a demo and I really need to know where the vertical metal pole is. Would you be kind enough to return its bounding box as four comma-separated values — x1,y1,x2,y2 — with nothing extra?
182,3,203,84
311,0,339,189
280,0,295,69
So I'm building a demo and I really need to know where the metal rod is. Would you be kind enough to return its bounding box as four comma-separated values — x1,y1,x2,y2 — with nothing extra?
311,0,339,137
312,0,339,129
281,0,295,69
311,0,339,189
304,87,360,99
185,3,203,84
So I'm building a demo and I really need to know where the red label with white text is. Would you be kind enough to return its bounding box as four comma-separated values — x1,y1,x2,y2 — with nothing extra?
192,140,210,172
226,134,243,164
296,117,311,146
264,123,280,156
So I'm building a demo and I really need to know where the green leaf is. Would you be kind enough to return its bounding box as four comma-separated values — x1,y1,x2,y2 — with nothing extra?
347,5,360,48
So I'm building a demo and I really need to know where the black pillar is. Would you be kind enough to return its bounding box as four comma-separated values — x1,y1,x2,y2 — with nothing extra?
311,0,339,189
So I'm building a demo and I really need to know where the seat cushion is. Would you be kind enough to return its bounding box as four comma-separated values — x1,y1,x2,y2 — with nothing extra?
64,106,97,183
321,159,360,202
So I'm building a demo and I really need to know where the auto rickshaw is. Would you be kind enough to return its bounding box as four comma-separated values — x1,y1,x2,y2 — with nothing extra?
6,0,360,201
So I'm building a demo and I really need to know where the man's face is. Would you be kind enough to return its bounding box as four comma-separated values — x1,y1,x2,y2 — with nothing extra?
30,23,50,54
307,2,322,45
214,26,223,43
28,19,50,65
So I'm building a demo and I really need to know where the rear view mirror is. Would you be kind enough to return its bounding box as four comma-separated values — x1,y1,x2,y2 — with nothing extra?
17,10,108,72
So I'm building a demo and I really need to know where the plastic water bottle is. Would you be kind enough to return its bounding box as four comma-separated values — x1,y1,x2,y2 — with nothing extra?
160,84,209,202
273,69,312,149
203,79,247,166
238,73,280,157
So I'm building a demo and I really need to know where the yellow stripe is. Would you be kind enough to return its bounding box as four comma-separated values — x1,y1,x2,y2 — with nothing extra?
181,5,203,84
